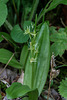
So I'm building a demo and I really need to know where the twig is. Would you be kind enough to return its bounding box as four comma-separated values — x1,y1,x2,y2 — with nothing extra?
47,54,55,100
2,35,13,48
60,18,66,27
0,76,6,80
4,20,13,31
47,54,60,100
0,53,15,75
56,60,64,65
0,79,10,87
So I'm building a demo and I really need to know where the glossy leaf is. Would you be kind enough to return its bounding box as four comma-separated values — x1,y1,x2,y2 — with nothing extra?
0,2,7,26
0,49,22,69
33,22,50,95
6,82,31,99
24,53,32,89
11,25,29,43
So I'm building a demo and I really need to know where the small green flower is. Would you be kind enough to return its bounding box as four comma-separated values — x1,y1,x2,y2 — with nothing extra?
30,57,37,63
25,26,30,34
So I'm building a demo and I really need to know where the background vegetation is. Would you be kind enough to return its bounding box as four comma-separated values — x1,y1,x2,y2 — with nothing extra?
0,0,67,100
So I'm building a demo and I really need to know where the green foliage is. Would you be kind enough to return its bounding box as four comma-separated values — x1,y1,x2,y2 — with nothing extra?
20,45,29,69
0,49,22,69
0,32,17,47
11,21,34,43
50,32,67,56
58,78,67,99
23,21,34,30
0,81,7,92
29,0,39,21
22,0,33,21
6,82,38,100
28,89,38,100
47,0,67,12
6,82,31,99
0,0,67,99
0,0,9,3
11,24,29,43
37,0,67,22
49,26,57,35
0,32,11,42
0,2,7,26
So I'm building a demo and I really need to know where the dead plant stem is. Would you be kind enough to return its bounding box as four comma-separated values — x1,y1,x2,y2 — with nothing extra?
47,55,54,100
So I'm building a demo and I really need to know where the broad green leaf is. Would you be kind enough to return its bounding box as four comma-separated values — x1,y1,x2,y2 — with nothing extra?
0,0,9,3
6,82,31,99
22,97,28,100
33,22,50,95
11,25,29,43
0,49,22,69
20,45,29,69
24,53,32,89
0,2,7,26
58,78,67,99
50,32,67,56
